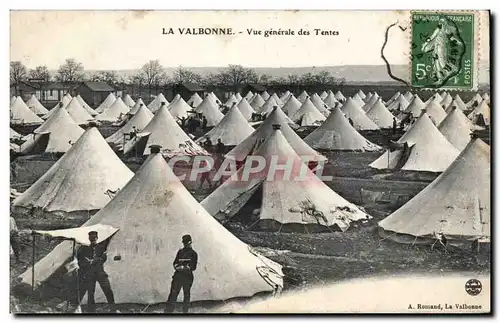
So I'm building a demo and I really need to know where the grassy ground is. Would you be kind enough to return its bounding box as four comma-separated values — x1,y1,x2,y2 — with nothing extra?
9,125,491,314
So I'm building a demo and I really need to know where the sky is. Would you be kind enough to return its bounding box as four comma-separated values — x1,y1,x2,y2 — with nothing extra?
10,10,490,70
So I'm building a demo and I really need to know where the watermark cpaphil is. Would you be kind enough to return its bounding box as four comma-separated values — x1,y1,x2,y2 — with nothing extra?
161,154,333,185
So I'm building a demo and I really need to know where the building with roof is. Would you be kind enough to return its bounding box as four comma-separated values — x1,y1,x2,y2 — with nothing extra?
168,82,205,101
75,81,117,108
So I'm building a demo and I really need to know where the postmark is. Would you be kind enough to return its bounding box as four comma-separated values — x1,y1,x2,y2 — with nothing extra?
411,12,475,89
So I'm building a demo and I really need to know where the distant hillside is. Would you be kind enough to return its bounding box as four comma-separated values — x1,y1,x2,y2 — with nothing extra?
79,62,490,85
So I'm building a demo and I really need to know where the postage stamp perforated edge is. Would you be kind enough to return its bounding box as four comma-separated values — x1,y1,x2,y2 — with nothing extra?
408,10,480,92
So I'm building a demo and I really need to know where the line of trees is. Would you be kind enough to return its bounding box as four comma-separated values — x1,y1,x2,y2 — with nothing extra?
10,59,346,94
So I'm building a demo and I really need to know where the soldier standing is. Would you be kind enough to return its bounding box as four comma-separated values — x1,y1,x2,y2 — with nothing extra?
165,235,198,313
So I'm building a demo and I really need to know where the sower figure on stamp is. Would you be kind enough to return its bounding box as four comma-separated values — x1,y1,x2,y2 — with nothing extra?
165,235,198,313
77,231,115,312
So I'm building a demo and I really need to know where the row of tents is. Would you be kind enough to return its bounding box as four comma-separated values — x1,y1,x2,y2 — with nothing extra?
11,88,490,174
14,121,489,306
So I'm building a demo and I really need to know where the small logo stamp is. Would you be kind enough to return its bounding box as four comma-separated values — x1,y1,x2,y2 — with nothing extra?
465,279,482,296
411,11,475,89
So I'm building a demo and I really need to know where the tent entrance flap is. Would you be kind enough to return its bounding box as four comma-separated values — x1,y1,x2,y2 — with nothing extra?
34,224,119,246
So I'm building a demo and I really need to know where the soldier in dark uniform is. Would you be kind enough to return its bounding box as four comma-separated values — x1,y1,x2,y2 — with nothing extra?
165,235,198,313
77,231,115,312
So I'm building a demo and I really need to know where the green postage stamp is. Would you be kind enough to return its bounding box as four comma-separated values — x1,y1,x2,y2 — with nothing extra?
411,12,476,90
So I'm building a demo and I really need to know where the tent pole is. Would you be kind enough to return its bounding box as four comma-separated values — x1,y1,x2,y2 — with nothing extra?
31,232,35,292
71,239,78,311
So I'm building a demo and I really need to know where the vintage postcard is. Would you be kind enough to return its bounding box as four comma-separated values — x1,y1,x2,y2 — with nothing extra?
9,10,490,314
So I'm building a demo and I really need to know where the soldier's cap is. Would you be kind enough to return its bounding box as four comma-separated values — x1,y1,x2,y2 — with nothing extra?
88,231,98,236
182,235,192,243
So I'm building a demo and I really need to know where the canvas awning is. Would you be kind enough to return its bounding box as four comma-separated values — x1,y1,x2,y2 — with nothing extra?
34,224,119,246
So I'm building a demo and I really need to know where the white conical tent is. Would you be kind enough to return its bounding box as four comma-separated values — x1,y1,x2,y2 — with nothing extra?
438,107,472,151
30,106,84,153
444,105,480,131
125,105,208,156
171,94,181,104
292,98,326,126
65,97,95,125
26,95,49,116
226,107,325,162
304,107,381,151
425,93,442,105
385,92,400,106
96,97,131,122
196,105,254,146
10,97,44,125
209,92,221,105
334,91,346,102
366,99,395,128
123,94,136,107
236,98,256,121
297,90,309,103
187,93,203,108
281,95,302,117
10,128,22,141
341,98,379,130
258,96,279,115
481,93,490,102
195,96,224,127
404,95,426,117
76,95,97,116
203,127,370,231
440,92,453,108
95,93,117,113
13,126,133,214
147,93,169,113
379,139,490,245
249,93,266,111
224,94,240,107
403,91,414,102
168,97,193,120
468,100,490,126
319,91,328,100
448,94,467,111
106,105,154,148
19,151,283,304
129,98,146,115
10,96,16,106
364,92,373,102
356,90,366,100
361,93,380,112
387,94,410,112
235,92,243,101
270,93,283,107
310,93,330,116
244,90,254,101
351,93,365,107
260,91,270,101
466,93,483,107
425,98,447,125
280,91,291,103
370,112,459,172
323,92,339,109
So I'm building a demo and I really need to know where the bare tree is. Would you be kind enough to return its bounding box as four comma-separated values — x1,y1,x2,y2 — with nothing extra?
10,61,28,96
140,60,166,97
258,73,273,85
56,58,85,92
217,65,259,86
287,74,300,85
172,66,202,84
28,65,51,83
90,70,120,86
